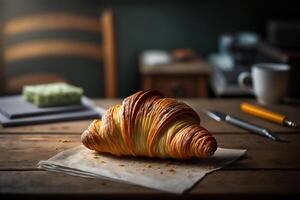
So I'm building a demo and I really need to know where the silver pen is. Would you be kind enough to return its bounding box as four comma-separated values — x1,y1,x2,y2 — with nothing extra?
204,110,285,142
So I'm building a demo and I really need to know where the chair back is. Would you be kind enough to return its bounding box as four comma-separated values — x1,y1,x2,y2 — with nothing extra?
1,10,117,97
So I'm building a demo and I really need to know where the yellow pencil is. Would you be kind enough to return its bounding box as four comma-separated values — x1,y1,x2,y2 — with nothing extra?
240,102,297,128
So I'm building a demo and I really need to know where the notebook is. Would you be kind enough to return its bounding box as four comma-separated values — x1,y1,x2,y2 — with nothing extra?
0,95,102,127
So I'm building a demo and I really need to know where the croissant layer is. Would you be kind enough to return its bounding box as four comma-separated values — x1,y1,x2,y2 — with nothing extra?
81,90,217,159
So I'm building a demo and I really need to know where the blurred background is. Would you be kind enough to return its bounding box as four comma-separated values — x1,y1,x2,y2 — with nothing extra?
0,0,299,98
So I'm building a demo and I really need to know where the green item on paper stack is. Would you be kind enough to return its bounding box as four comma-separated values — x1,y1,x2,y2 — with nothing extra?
23,82,83,107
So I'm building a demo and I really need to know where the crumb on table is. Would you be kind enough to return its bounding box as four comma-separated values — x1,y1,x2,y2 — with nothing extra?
168,168,176,173
62,139,72,143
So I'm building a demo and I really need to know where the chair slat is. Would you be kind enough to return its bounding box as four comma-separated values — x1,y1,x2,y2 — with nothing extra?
4,39,103,62
4,13,101,37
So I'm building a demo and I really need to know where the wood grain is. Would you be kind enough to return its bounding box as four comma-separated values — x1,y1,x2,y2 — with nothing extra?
140,61,210,97
102,10,118,98
150,75,200,97
3,13,101,37
4,39,103,62
0,98,300,198
2,10,117,98
0,170,299,196
0,134,299,170
197,77,207,97
1,99,299,134
184,98,300,133
140,61,211,75
0,25,4,95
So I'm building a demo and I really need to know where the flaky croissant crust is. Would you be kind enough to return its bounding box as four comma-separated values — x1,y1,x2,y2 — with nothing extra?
81,90,217,159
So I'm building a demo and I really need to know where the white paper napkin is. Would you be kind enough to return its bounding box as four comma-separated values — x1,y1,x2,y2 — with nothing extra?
38,145,246,194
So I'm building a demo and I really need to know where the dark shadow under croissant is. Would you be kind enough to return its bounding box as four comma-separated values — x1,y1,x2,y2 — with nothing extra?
81,90,217,159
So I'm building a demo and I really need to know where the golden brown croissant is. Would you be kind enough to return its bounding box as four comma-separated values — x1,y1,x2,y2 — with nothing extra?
81,90,217,159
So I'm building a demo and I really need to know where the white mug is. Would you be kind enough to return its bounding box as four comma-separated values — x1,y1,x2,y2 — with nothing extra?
238,63,290,105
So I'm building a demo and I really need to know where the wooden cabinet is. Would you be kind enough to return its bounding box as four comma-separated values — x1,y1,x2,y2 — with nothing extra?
140,61,211,97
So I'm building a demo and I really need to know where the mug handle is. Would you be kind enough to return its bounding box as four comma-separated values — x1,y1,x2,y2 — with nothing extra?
238,72,253,93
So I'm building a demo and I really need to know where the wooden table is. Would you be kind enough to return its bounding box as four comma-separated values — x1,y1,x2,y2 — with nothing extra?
140,61,211,98
1,98,300,199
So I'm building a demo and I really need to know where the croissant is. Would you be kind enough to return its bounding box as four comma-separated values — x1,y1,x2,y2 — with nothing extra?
81,90,217,159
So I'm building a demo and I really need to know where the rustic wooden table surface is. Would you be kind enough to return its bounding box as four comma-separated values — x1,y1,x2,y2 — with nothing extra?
1,98,300,199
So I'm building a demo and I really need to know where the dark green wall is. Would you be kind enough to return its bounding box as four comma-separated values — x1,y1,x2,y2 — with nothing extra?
1,0,300,97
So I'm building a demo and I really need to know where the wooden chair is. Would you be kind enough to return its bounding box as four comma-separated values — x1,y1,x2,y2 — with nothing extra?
0,10,117,97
